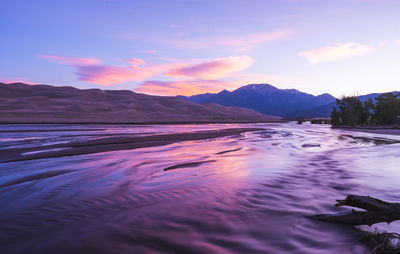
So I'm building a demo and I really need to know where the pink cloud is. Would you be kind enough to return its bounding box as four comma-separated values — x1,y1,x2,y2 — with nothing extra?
139,49,158,54
136,73,300,96
230,73,301,87
126,58,145,67
298,42,374,64
136,80,240,96
42,54,255,86
117,30,291,52
76,65,142,85
76,61,188,86
40,55,101,66
0,77,36,85
165,31,291,51
42,55,190,86
166,56,254,79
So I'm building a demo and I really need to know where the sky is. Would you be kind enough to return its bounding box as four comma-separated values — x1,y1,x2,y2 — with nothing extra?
1,0,400,97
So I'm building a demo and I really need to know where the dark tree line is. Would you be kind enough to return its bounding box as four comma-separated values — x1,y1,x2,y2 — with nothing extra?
331,92,400,126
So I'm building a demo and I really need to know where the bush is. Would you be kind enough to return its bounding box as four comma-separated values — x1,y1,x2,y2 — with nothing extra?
373,93,400,125
331,93,400,126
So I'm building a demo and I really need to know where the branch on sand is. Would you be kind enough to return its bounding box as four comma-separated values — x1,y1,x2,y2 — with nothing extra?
310,195,400,226
310,195,400,254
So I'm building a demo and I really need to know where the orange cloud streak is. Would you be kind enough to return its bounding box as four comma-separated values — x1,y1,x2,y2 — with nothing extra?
42,54,255,86
136,72,300,96
166,56,254,80
0,77,36,85
136,80,240,96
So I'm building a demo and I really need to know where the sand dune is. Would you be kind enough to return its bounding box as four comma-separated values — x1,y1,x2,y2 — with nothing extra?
0,83,281,124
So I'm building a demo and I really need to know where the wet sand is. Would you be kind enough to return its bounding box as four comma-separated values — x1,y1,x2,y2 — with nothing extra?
0,127,263,163
338,127,400,136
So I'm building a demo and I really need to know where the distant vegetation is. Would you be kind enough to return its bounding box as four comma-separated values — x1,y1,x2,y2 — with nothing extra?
310,119,331,124
331,92,400,126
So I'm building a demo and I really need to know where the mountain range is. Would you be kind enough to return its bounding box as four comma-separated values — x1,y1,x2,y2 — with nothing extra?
178,84,335,118
0,83,281,123
179,84,398,119
2,82,396,123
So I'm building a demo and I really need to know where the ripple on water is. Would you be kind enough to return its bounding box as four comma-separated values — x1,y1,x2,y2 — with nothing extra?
0,123,398,254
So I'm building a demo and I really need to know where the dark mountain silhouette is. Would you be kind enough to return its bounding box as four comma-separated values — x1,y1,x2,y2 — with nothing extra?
179,84,399,119
0,83,281,123
178,84,336,118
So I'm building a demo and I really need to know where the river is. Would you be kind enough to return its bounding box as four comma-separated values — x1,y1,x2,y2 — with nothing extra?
0,122,399,253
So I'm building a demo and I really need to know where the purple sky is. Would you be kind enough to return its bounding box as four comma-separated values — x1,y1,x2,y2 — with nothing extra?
1,0,400,97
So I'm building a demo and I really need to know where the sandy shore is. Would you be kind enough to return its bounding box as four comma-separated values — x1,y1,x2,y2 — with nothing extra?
336,127,400,136
0,127,264,163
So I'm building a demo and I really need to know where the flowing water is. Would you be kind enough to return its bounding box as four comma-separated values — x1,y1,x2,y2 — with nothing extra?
0,123,400,254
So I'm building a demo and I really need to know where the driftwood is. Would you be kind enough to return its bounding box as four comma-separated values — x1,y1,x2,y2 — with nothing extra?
310,195,400,226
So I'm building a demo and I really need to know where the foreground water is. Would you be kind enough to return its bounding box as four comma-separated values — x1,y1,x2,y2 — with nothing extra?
0,122,400,254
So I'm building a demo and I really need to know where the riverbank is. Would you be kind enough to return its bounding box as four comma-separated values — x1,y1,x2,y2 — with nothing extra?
334,126,400,136
0,127,264,163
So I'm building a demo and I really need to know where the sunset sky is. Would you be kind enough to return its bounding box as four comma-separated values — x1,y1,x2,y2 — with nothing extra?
1,0,400,97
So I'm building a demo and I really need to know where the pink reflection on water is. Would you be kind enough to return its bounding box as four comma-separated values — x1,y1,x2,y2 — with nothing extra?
0,123,399,253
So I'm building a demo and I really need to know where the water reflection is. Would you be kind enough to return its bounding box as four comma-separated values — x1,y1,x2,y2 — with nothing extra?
0,123,399,253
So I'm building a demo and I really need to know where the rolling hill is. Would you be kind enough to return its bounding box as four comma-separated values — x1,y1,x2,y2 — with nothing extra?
0,83,281,124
